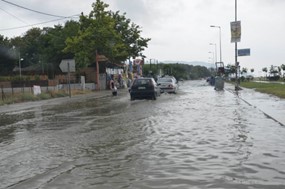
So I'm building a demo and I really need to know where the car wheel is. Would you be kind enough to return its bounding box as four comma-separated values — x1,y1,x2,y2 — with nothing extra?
152,93,157,100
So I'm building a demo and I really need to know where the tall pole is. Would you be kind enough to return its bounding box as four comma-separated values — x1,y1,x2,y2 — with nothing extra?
219,27,222,63
96,50,100,90
210,25,222,63
18,52,22,79
208,52,214,64
210,43,217,63
235,0,239,90
67,61,71,98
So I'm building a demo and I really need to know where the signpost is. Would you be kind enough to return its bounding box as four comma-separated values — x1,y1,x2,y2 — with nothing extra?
59,59,75,98
59,59,75,72
95,53,108,90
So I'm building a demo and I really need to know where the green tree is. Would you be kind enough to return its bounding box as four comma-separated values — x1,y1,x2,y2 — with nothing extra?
111,11,150,60
269,65,279,77
64,0,150,68
225,64,236,77
262,67,268,77
0,35,15,75
20,28,43,67
241,67,248,75
40,21,79,76
281,64,285,78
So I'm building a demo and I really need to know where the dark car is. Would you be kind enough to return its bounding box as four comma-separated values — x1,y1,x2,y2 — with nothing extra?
130,78,160,100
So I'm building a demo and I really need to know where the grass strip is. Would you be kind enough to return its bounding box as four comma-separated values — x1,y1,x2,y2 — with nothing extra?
239,82,285,99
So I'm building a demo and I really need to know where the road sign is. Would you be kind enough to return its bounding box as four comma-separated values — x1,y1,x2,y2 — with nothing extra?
59,59,75,73
238,48,250,56
97,55,108,62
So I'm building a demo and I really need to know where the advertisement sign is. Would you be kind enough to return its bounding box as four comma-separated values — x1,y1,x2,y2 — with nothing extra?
231,21,241,43
33,85,41,95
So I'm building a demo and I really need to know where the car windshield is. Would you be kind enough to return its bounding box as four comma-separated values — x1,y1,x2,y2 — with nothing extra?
133,79,151,85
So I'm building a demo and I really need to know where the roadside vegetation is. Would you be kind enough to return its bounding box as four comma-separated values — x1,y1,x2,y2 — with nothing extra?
0,90,91,106
143,63,211,80
0,0,150,78
239,81,285,99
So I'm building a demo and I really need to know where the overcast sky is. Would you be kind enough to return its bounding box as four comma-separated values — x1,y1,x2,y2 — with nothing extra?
1,0,285,75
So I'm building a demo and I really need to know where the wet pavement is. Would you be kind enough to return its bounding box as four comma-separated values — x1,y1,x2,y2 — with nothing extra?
1,80,285,189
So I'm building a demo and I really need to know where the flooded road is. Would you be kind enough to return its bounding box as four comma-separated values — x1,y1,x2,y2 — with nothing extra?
1,80,285,189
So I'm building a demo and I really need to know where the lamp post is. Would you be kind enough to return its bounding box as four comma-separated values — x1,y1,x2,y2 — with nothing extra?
210,25,222,63
12,46,23,79
208,51,214,64
18,53,24,79
209,43,217,63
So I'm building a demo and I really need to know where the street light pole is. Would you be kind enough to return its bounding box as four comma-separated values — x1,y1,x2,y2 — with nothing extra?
208,52,214,64
210,25,222,63
209,43,217,63
18,52,22,79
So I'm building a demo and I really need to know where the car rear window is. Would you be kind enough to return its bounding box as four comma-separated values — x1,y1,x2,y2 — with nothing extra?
133,79,151,86
158,78,173,82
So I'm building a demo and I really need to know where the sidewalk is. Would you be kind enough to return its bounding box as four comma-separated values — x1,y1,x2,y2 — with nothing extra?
0,89,127,114
225,83,285,126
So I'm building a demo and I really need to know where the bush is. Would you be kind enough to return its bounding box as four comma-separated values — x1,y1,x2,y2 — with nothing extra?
20,93,37,101
48,90,67,98
35,75,40,81
37,93,51,100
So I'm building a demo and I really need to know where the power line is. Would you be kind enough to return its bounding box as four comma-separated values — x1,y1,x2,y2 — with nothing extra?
0,15,79,31
0,6,29,24
1,0,66,18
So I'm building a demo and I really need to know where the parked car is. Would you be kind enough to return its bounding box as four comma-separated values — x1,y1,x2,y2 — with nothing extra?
129,78,160,100
157,77,178,93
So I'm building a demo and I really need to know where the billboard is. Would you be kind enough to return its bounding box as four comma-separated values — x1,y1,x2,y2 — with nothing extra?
231,21,241,43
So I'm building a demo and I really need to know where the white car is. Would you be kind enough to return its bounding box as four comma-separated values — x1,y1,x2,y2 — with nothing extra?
157,77,178,93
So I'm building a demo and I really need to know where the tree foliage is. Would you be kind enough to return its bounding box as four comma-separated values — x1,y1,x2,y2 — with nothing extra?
64,0,150,68
0,0,150,76
143,63,211,80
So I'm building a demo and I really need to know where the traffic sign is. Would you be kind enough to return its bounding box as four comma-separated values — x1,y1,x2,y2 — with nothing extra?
238,48,250,56
97,55,108,62
59,59,75,73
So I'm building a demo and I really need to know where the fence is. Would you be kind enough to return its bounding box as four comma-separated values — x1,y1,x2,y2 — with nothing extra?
0,83,96,101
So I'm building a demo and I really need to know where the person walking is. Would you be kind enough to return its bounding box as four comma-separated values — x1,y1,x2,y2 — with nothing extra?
110,76,117,96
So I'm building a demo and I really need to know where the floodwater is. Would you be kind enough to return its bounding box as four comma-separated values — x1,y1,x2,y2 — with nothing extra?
1,80,285,189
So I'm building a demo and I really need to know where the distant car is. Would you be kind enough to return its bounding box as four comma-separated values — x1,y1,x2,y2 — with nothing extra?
163,75,177,84
129,78,160,100
157,77,178,93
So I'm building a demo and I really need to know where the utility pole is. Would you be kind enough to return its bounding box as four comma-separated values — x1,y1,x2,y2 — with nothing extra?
96,50,100,90
235,0,239,90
